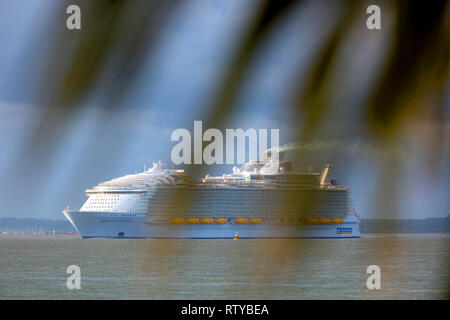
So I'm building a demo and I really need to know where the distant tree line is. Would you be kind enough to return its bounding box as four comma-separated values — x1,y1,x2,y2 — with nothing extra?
0,218,76,234
0,216,449,234
359,216,450,233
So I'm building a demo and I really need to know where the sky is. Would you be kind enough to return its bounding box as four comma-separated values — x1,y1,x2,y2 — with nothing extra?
0,0,448,220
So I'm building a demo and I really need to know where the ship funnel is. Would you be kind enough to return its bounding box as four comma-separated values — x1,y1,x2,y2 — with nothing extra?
320,164,333,185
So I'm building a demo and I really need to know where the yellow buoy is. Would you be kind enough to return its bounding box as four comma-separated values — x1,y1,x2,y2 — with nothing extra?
234,232,239,240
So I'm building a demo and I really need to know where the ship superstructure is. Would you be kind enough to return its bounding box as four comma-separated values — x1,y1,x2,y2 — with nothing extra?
63,150,360,238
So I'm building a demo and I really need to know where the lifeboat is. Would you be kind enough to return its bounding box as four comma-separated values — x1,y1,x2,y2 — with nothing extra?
248,218,262,224
185,218,199,224
169,218,185,224
319,218,332,224
331,218,344,224
214,218,228,224
234,218,248,224
305,218,319,224
199,218,213,224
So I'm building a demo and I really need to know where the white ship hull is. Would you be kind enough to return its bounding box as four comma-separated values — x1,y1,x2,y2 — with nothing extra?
63,210,360,239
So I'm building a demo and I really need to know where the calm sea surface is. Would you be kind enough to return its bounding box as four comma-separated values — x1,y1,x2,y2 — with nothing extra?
0,234,448,299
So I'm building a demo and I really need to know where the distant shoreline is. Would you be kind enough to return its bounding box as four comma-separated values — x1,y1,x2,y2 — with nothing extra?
0,233,448,239
0,233,77,237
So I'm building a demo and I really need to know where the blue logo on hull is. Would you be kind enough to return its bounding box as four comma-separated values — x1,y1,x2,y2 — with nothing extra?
337,227,352,235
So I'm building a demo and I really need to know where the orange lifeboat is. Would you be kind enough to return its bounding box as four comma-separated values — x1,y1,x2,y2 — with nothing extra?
214,218,228,224
248,218,262,224
185,218,199,224
199,218,213,224
305,218,319,224
331,218,344,224
234,218,248,224
169,218,185,224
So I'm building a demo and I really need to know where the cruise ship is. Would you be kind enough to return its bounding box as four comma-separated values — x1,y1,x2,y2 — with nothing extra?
63,149,360,238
